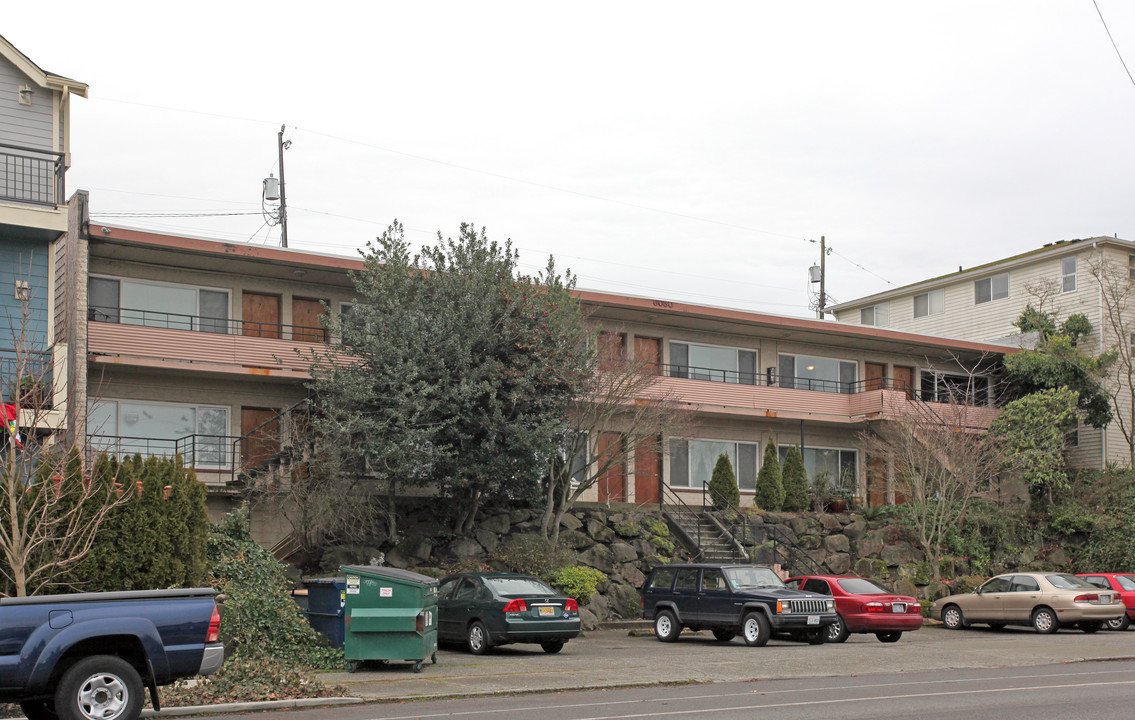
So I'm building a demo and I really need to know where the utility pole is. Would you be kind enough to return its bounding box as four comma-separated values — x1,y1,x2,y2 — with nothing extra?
277,124,289,248
818,235,826,318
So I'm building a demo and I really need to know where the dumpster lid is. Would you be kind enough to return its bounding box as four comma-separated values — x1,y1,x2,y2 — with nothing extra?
340,565,438,586
302,576,346,586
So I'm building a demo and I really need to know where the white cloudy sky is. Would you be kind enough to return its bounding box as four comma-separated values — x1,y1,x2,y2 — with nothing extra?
6,2,1135,315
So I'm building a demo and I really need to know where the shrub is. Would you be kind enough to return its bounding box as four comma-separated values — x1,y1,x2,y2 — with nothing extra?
780,445,809,512
546,565,607,603
708,454,740,510
489,535,575,576
755,442,784,511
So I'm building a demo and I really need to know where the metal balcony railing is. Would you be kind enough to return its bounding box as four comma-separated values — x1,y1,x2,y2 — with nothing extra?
0,142,65,206
0,351,53,409
86,433,243,471
88,305,328,342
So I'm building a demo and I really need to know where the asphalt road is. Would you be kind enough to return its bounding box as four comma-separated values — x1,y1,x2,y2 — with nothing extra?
185,660,1135,720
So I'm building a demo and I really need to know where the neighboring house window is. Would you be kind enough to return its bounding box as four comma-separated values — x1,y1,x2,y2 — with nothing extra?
1061,257,1076,293
87,399,231,468
670,342,757,384
1065,425,1079,448
88,276,230,334
1129,254,1135,281
777,445,857,491
920,370,990,406
669,438,758,491
778,354,857,393
974,273,1009,304
860,303,889,327
913,289,944,318
561,431,589,486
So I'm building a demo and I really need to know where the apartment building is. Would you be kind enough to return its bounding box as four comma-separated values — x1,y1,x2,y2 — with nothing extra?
0,34,87,438
828,236,1135,468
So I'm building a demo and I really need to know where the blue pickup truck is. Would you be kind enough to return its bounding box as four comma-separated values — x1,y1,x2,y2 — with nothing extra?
0,587,224,720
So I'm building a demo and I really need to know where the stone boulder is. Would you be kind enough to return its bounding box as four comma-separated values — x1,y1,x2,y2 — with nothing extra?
473,529,499,554
826,552,851,575
881,542,922,567
579,543,617,575
446,537,484,559
856,530,886,558
579,606,600,631
610,542,638,564
586,519,616,543
607,582,642,619
824,534,850,554
481,513,512,535
618,563,646,587
559,513,584,532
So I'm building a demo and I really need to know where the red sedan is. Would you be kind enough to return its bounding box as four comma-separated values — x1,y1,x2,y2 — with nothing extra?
1076,573,1135,631
787,575,923,643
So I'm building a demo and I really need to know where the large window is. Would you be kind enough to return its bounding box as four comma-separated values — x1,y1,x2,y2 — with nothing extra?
860,303,889,327
670,342,757,384
87,399,231,468
913,289,944,318
974,273,1009,304
669,439,757,491
778,354,857,393
778,445,857,491
89,277,230,333
920,370,991,406
1061,257,1076,293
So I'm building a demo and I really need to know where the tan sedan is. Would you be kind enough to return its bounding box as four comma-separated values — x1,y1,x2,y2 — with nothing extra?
932,573,1125,634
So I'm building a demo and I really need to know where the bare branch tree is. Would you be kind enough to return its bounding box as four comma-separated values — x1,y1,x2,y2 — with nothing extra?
1087,253,1135,465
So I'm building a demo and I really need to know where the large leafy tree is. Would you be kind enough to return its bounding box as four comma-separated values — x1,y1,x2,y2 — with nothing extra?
988,387,1079,503
311,221,589,534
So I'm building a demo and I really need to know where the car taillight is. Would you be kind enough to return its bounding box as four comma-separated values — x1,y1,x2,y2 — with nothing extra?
206,607,221,643
862,601,885,613
909,602,923,613
503,599,528,613
565,599,579,612
1074,594,1099,603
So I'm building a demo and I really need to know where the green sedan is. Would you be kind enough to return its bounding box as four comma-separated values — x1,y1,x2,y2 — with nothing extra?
437,573,582,654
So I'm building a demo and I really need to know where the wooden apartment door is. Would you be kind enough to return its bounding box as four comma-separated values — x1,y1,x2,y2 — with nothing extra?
865,362,885,391
242,292,281,338
866,455,887,507
241,407,281,470
634,437,662,505
597,431,626,503
634,337,662,375
893,365,915,399
292,297,329,342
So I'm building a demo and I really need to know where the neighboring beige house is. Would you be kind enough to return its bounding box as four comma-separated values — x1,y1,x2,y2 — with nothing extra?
828,236,1135,469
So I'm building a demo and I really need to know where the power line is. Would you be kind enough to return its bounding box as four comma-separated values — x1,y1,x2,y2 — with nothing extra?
1093,0,1135,88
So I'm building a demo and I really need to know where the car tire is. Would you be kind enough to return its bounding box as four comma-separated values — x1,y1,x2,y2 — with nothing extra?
875,631,902,643
941,604,966,630
804,628,825,645
468,621,492,655
54,655,143,720
19,700,58,720
1106,615,1130,632
1078,621,1102,634
541,641,565,654
741,612,770,647
1032,607,1058,634
712,629,736,642
825,614,850,643
654,610,681,642
987,623,1006,630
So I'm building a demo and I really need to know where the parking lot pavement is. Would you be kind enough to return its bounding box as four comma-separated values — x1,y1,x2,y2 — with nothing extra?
319,625,1135,701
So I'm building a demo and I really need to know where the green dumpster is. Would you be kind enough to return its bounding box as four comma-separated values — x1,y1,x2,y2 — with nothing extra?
340,565,439,673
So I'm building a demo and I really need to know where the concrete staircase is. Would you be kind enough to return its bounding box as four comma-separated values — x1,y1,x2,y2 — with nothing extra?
664,509,747,563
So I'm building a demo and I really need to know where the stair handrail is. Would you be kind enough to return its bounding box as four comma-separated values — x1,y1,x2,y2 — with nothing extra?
659,483,705,560
766,522,828,577
698,490,754,563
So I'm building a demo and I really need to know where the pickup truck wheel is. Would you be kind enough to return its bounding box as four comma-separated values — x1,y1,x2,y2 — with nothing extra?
54,655,143,720
741,612,770,647
19,699,59,720
711,629,736,642
654,610,681,642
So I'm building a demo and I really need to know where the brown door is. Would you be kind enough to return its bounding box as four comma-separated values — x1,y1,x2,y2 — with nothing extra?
598,332,626,371
866,455,887,507
634,436,661,505
241,407,281,470
865,362,886,391
634,337,662,375
292,297,329,343
893,365,915,399
242,292,281,339
597,431,626,503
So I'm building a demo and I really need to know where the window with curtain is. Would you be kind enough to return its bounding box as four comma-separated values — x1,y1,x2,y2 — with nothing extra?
778,354,857,393
669,342,757,384
87,277,230,334
669,439,757,491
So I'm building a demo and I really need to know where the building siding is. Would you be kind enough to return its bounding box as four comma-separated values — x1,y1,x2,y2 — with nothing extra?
0,53,54,151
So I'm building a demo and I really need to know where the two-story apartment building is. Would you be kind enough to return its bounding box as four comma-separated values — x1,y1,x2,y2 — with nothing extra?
828,236,1135,469
0,34,87,438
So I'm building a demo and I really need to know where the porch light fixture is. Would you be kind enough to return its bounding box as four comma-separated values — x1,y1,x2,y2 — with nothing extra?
18,84,33,105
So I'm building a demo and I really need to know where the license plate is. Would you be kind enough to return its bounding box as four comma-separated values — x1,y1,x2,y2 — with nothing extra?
1100,594,1111,603
538,606,556,616
807,615,820,625
892,603,906,613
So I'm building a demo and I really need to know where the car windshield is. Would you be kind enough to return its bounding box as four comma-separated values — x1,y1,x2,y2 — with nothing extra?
1046,574,1096,590
486,577,556,596
1117,575,1135,591
837,578,890,594
724,567,784,589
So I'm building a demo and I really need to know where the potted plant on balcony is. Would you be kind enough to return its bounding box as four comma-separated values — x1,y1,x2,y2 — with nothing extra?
810,471,834,512
16,375,48,408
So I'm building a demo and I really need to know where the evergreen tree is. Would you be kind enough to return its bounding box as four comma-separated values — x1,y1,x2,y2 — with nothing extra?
707,453,739,510
755,443,784,511
781,445,809,511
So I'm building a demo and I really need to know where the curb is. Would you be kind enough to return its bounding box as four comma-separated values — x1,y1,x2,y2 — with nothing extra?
141,696,363,717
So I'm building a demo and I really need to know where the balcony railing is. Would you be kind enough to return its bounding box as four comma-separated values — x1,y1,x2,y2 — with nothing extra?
0,142,65,206
86,433,243,471
0,351,53,409
88,305,328,342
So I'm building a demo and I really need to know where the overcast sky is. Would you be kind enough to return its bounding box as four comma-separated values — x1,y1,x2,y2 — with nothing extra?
6,2,1135,316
